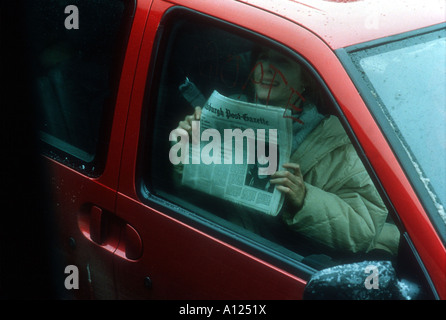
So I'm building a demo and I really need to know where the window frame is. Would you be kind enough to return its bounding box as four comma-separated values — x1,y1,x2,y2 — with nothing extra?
136,6,402,278
36,0,137,178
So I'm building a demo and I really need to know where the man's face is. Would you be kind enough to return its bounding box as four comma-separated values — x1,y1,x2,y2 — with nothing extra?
253,49,304,107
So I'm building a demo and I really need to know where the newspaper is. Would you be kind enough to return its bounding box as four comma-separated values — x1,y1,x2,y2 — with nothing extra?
181,90,293,216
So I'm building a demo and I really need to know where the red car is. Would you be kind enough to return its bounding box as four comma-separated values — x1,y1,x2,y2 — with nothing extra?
23,0,445,299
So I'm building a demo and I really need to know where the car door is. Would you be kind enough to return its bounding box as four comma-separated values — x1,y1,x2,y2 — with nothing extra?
27,0,144,299
112,0,393,299
112,1,313,299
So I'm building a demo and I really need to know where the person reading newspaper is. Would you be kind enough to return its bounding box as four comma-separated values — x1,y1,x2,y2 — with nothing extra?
175,47,400,256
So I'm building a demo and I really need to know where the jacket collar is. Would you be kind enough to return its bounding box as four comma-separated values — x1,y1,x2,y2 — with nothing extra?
291,115,350,176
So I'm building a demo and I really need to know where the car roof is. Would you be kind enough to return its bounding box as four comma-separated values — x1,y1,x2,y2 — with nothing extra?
236,0,446,49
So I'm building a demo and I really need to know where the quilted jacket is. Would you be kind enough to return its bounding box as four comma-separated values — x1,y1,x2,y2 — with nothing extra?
282,115,400,255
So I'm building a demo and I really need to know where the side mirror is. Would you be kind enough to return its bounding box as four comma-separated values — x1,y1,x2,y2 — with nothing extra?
303,261,422,300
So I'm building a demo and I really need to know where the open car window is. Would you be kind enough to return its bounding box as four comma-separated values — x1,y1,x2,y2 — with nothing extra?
140,11,401,272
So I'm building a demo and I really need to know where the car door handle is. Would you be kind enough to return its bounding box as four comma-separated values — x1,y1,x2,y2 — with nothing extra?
90,205,104,244
118,223,143,261
79,205,142,260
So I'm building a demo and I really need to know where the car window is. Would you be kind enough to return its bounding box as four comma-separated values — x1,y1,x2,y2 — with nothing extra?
141,11,400,270
25,0,132,174
348,27,446,236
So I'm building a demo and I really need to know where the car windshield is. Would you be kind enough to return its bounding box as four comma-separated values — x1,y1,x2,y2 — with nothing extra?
348,27,446,228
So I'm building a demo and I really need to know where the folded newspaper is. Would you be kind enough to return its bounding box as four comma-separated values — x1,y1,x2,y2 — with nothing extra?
181,90,293,216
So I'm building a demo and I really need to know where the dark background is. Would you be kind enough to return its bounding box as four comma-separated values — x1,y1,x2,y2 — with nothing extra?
1,2,61,299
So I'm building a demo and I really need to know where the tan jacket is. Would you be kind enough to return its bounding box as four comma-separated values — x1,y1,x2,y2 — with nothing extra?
282,116,400,255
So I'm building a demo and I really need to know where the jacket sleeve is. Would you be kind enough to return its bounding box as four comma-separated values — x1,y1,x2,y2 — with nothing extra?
281,143,389,253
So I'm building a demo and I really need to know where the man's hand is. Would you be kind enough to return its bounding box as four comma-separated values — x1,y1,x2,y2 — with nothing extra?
270,163,306,213
178,106,202,135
